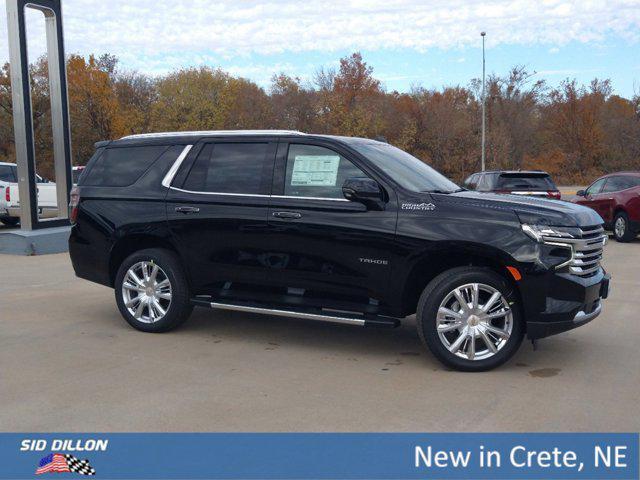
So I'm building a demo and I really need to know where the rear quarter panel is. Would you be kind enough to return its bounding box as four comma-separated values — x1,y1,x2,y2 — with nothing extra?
620,187,640,222
69,144,183,286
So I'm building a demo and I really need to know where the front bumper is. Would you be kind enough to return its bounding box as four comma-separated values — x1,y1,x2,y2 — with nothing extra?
525,272,610,339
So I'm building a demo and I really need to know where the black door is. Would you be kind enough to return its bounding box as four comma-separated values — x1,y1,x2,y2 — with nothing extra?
166,139,277,294
265,140,398,308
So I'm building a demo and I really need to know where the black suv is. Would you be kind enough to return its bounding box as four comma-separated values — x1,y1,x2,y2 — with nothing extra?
69,131,610,371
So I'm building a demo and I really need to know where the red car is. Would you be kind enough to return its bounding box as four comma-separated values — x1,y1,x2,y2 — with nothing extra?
573,172,640,242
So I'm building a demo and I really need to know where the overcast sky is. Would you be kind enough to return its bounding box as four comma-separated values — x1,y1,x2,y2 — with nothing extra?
0,0,639,96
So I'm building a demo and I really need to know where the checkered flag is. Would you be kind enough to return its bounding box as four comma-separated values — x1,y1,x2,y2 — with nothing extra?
64,454,96,476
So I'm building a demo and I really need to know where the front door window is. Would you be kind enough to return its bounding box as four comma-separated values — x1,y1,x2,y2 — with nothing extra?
284,144,367,199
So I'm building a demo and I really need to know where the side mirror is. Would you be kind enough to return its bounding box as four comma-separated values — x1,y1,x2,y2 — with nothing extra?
342,177,385,210
576,190,586,197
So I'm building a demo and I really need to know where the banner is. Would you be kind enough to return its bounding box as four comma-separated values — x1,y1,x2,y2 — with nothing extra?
2,433,637,479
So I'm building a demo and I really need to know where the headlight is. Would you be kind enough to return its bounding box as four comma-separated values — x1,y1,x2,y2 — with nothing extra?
521,224,575,243
521,224,576,270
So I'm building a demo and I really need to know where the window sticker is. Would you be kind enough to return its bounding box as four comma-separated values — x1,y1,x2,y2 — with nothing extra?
291,155,340,186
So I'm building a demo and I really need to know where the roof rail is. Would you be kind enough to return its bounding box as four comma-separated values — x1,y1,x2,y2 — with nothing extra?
120,130,306,140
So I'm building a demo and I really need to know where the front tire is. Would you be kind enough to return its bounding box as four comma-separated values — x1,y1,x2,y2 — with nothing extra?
613,212,635,242
114,248,193,332
416,267,524,372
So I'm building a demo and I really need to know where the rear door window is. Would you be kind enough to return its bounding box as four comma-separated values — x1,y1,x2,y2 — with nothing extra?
602,176,640,192
81,146,167,187
0,165,17,182
477,174,493,191
182,142,273,195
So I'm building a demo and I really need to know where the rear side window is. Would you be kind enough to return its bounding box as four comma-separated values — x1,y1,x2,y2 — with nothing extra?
81,146,167,187
497,174,556,190
182,142,272,195
0,165,17,182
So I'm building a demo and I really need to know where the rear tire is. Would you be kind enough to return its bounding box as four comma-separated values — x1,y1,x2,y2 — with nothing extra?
613,212,635,242
115,248,193,332
416,267,524,372
0,217,19,226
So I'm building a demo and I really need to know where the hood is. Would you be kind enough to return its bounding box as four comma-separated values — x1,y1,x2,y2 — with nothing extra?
438,190,603,227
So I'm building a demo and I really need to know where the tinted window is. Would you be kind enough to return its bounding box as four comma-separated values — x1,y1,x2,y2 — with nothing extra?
585,178,606,196
497,174,556,190
477,174,493,191
0,165,17,182
602,176,640,192
284,144,365,199
183,142,272,195
628,177,640,188
72,168,84,184
82,146,167,187
351,141,460,193
464,174,479,190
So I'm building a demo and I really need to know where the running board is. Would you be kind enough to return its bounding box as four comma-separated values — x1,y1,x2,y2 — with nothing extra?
191,298,400,328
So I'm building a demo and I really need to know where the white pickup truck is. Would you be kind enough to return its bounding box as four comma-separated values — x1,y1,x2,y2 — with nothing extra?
0,161,59,226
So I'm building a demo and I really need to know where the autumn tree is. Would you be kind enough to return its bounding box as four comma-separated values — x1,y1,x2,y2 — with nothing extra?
270,74,317,131
408,86,478,179
314,52,386,137
541,79,611,180
0,51,637,185
67,54,127,165
0,63,16,164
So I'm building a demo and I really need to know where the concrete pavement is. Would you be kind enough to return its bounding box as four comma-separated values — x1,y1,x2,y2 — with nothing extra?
1,238,639,432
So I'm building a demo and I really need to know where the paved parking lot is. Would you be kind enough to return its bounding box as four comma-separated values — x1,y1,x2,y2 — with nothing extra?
1,236,639,432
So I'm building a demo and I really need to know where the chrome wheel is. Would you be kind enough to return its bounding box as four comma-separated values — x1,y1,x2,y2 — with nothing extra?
436,283,513,361
615,217,625,238
121,261,172,323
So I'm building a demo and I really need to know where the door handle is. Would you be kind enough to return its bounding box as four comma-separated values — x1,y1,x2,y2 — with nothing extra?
175,206,200,214
272,211,302,219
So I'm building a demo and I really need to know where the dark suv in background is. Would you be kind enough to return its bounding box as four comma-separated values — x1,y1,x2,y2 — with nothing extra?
572,172,640,242
69,131,609,371
464,170,561,199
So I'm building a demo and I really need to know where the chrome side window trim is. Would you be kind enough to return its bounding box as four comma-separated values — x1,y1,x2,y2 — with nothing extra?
271,195,349,202
161,144,193,188
169,186,270,198
166,187,350,202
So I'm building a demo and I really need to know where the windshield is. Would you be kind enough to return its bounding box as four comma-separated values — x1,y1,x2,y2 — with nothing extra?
351,142,460,193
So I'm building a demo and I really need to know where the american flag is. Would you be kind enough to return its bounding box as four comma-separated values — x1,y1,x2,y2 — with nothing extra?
36,454,70,474
36,453,96,476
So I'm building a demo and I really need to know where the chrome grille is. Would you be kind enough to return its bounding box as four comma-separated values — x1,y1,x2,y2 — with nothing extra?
543,225,606,277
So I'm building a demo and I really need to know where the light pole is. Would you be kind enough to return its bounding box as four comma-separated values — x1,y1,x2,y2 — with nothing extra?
480,31,486,171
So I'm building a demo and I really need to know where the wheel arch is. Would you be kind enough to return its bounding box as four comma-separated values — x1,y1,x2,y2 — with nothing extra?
108,234,183,287
613,205,628,218
398,245,523,318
